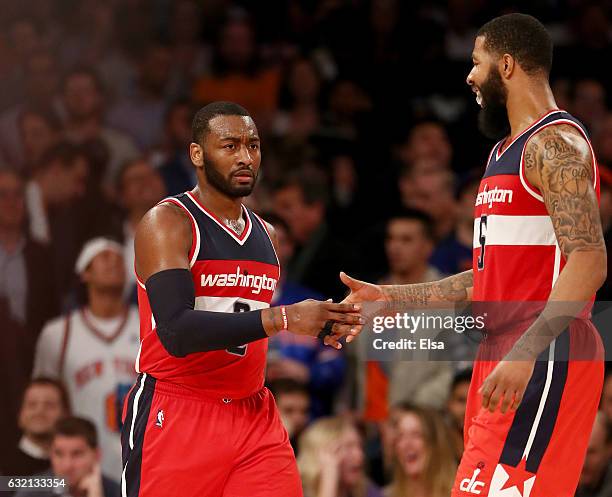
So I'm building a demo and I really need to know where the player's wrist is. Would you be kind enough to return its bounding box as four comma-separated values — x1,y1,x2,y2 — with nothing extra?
262,307,286,337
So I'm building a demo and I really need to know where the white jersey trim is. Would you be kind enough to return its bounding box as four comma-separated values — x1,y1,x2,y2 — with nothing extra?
496,109,563,161
128,373,146,450
473,215,556,248
194,295,270,313
185,191,253,246
160,197,201,268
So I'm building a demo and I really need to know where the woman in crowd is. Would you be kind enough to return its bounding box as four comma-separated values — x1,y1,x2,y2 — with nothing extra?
298,417,383,497
385,403,457,497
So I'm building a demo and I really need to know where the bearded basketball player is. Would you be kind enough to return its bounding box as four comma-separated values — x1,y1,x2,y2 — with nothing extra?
341,14,606,497
120,101,362,497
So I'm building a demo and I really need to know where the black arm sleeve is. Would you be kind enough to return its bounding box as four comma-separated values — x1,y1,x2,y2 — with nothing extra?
145,269,267,357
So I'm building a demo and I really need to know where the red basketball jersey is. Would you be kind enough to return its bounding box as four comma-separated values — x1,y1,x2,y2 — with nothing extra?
473,110,600,330
135,192,280,398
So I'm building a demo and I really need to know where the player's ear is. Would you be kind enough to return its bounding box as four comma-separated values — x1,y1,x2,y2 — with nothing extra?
500,53,515,79
190,142,204,168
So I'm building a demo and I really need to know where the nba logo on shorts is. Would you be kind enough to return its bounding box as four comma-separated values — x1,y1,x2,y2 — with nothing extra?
155,409,164,428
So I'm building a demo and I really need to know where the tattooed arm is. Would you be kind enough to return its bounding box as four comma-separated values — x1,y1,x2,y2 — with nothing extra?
381,270,473,305
508,124,606,359
339,270,473,306
479,124,606,413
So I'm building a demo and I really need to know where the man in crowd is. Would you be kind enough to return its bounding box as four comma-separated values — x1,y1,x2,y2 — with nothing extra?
575,412,612,497
1,378,70,476
0,169,58,446
33,238,140,478
61,67,139,185
15,416,120,497
115,159,166,301
358,209,452,423
268,379,311,453
272,170,350,301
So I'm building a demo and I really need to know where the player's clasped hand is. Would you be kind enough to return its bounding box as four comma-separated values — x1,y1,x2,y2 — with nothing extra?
286,299,364,350
479,360,535,413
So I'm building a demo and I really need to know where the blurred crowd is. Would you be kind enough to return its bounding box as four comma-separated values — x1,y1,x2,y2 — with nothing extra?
1,0,612,496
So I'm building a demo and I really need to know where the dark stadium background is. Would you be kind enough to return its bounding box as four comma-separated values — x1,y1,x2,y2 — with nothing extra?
0,1,611,496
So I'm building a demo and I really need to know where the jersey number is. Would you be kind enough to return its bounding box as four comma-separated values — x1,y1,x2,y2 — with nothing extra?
477,215,487,271
226,302,250,356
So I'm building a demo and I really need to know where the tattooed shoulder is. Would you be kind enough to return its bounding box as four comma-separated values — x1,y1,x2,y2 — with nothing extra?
525,124,603,257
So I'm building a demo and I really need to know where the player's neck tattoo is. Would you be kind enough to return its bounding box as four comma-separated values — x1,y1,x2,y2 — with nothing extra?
224,216,246,236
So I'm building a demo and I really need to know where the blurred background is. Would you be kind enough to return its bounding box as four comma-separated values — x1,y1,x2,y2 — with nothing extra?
1,1,612,496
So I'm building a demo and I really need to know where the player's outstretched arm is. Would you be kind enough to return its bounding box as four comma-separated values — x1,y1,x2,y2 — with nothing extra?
340,270,474,306
480,124,607,414
135,205,363,357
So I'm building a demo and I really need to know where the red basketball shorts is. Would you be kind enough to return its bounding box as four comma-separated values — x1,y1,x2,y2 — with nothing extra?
452,320,604,497
120,374,302,497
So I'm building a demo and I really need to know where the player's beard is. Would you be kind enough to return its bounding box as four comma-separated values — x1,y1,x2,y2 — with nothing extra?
477,68,510,141
203,156,258,198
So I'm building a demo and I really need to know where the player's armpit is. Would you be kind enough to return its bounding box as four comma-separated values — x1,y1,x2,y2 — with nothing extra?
134,202,193,282
524,124,606,260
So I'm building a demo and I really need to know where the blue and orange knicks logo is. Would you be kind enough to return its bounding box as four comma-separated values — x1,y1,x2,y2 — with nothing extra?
155,409,164,428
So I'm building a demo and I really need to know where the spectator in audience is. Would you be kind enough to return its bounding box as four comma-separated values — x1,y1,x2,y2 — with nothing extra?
600,368,612,426
267,213,323,304
272,170,350,301
273,57,322,142
33,238,140,478
25,142,89,245
430,172,479,274
575,412,612,497
398,160,457,240
268,379,311,453
0,169,59,365
192,15,281,132
61,67,139,185
18,106,62,174
25,142,92,300
1,378,70,477
385,403,456,497
167,0,212,95
263,213,342,417
359,209,452,423
398,120,453,171
445,368,472,461
0,49,61,169
594,114,612,168
298,417,383,497
15,416,120,497
108,41,172,150
571,79,608,134
115,158,166,300
156,99,196,195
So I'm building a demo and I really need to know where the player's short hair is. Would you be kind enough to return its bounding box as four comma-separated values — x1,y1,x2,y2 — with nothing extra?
191,101,251,144
387,208,436,241
23,377,71,413
268,378,309,398
53,416,98,449
477,13,553,75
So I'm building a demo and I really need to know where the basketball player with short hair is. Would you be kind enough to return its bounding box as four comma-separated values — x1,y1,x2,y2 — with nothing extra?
341,14,605,497
121,101,362,497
